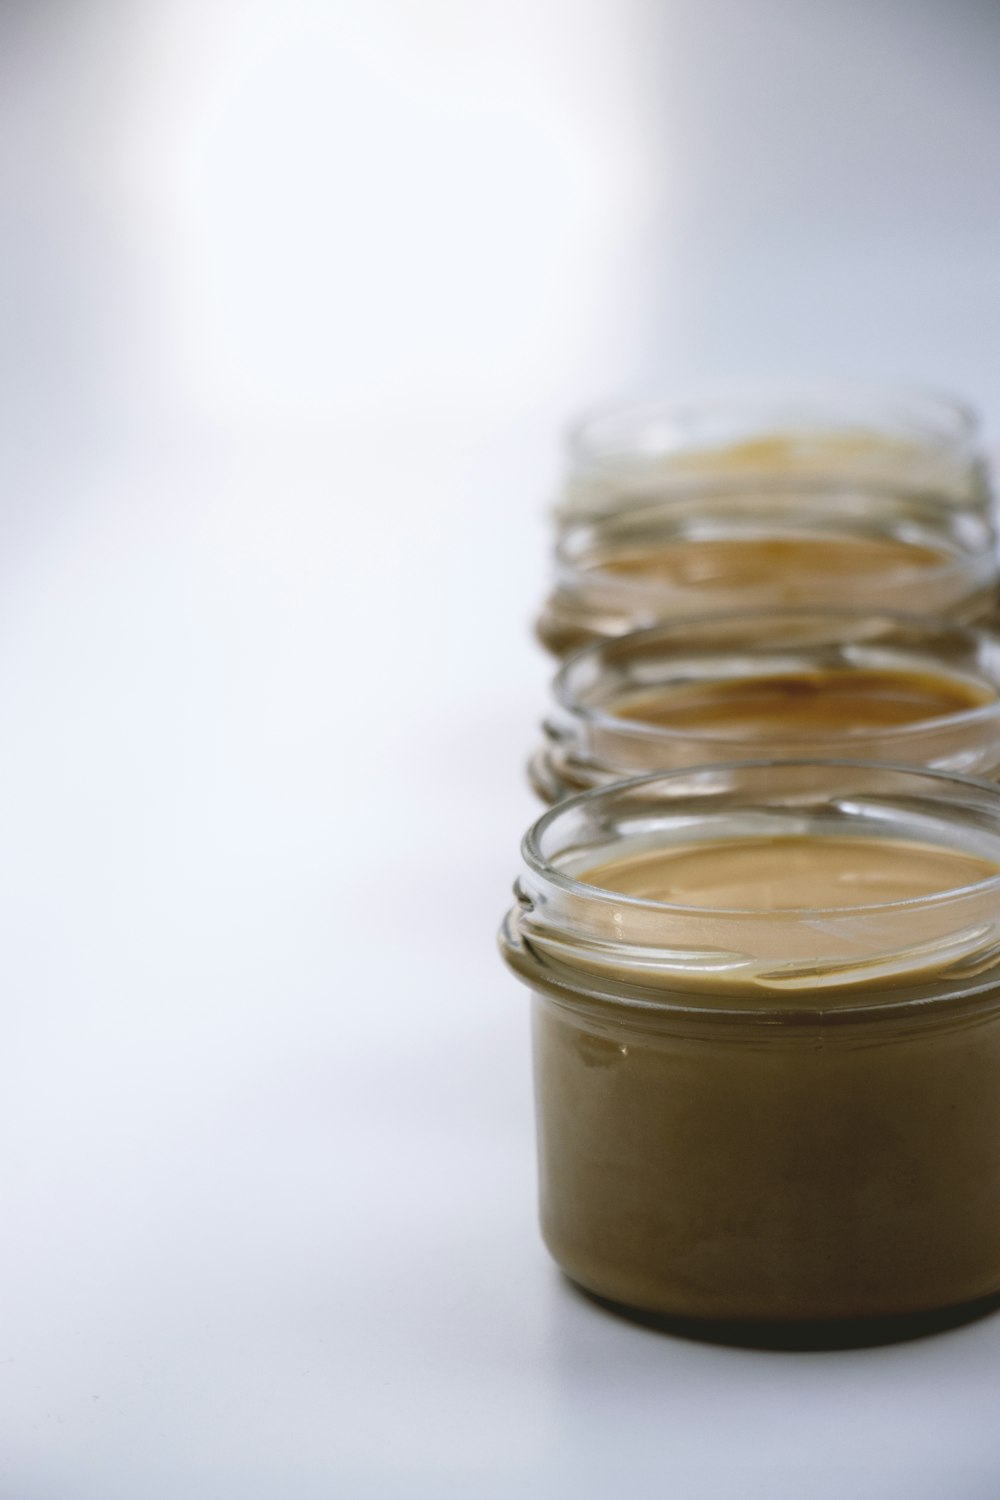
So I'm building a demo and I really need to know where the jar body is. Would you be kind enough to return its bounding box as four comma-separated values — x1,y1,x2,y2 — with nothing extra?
503,762,1000,1331
533,990,1000,1321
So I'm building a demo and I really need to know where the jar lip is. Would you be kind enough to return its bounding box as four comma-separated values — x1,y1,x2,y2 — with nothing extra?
522,759,1000,921
567,379,981,467
551,609,1000,748
552,486,995,599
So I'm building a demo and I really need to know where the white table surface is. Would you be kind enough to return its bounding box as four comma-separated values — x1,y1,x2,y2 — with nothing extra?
4,3,1000,1495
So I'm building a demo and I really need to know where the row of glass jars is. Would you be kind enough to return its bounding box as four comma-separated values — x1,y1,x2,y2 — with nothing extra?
538,381,997,655
533,382,1000,786
500,383,1000,1336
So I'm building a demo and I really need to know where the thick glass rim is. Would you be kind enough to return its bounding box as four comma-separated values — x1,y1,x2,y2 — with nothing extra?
550,609,1000,749
567,380,980,470
553,485,996,600
522,759,1000,920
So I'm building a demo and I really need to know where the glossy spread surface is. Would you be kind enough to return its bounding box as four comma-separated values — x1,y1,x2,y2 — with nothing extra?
614,666,994,737
581,834,1000,911
597,534,949,589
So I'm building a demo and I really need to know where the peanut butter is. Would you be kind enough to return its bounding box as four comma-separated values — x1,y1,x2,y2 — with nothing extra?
597,533,947,593
617,665,993,737
582,834,997,910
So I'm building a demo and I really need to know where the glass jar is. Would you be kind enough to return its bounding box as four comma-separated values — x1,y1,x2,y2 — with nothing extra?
500,762,1000,1328
560,382,991,525
535,483,1000,656
531,610,1000,802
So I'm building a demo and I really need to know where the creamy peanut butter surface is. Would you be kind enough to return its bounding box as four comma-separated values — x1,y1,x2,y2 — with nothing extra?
597,533,948,591
583,835,998,909
616,665,994,737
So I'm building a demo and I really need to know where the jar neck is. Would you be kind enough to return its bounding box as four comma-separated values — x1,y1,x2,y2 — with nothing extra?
502,763,1000,1017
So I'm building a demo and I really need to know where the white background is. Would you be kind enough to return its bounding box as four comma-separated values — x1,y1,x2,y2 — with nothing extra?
2,2,1000,1495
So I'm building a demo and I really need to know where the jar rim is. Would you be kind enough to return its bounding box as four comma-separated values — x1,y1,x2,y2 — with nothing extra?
505,761,1000,1013
550,609,1000,751
552,485,996,602
522,759,1000,920
567,379,980,469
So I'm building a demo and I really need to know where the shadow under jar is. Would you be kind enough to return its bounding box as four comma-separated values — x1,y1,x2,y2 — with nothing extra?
560,382,991,527
536,484,1000,658
499,762,1000,1330
530,610,1000,802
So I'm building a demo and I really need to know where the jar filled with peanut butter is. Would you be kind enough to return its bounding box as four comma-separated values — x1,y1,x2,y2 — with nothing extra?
500,762,1000,1330
559,382,991,526
531,610,1000,801
536,483,1000,657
